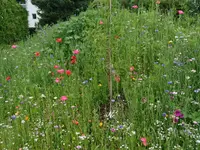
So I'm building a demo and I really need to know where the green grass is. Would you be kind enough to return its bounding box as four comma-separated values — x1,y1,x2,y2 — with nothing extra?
0,3,200,150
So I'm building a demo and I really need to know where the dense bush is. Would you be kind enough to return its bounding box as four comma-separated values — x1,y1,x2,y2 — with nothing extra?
32,0,92,26
0,0,28,44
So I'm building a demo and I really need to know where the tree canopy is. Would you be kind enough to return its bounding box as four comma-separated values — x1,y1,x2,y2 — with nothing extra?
32,0,92,26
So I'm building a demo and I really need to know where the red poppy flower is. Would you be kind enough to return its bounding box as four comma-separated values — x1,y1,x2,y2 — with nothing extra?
56,38,62,43
65,70,72,76
71,55,77,64
6,76,11,81
72,120,79,125
35,52,40,57
71,55,76,60
115,35,120,39
115,76,120,82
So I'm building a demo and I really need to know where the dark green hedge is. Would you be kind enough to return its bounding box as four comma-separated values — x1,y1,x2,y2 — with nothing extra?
0,0,28,44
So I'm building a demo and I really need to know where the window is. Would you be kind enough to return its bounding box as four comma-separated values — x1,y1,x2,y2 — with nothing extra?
32,14,36,19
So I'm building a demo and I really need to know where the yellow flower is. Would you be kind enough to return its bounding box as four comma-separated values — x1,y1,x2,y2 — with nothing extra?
168,40,173,44
15,111,19,116
99,122,103,127
98,84,102,87
25,116,29,121
132,77,136,80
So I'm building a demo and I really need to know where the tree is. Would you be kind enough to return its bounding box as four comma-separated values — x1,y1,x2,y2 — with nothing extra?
0,0,28,44
32,0,92,26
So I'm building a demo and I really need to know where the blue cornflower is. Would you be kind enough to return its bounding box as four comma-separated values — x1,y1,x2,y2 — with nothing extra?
82,80,88,84
11,115,16,120
194,89,200,93
168,81,173,84
118,125,124,129
162,113,167,117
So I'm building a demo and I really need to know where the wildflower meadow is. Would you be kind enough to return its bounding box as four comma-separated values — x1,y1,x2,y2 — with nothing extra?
0,1,200,150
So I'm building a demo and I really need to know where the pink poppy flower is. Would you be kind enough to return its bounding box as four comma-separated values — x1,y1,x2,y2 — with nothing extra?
140,137,147,146
54,65,59,69
99,20,104,25
156,0,160,4
55,78,60,83
11,45,17,49
60,96,68,101
130,66,135,71
132,5,138,9
57,69,64,74
73,49,80,55
178,10,184,15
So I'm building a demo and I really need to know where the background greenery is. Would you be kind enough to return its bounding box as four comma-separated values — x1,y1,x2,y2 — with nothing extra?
32,0,92,26
0,0,28,44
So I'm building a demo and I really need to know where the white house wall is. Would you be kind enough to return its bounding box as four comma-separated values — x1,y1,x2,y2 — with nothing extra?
26,0,39,28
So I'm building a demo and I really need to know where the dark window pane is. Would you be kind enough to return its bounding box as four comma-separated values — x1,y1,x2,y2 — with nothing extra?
32,14,36,19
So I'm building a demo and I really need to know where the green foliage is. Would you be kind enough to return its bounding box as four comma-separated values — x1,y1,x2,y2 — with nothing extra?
32,0,92,26
0,0,28,44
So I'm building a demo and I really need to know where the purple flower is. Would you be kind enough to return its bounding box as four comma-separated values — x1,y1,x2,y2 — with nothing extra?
174,110,184,119
174,110,181,117
11,115,16,120
179,113,184,118
111,99,115,102
173,117,179,123
110,128,116,132
76,145,82,149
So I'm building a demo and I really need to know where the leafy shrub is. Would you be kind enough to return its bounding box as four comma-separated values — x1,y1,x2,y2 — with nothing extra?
0,0,28,44
32,0,92,26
